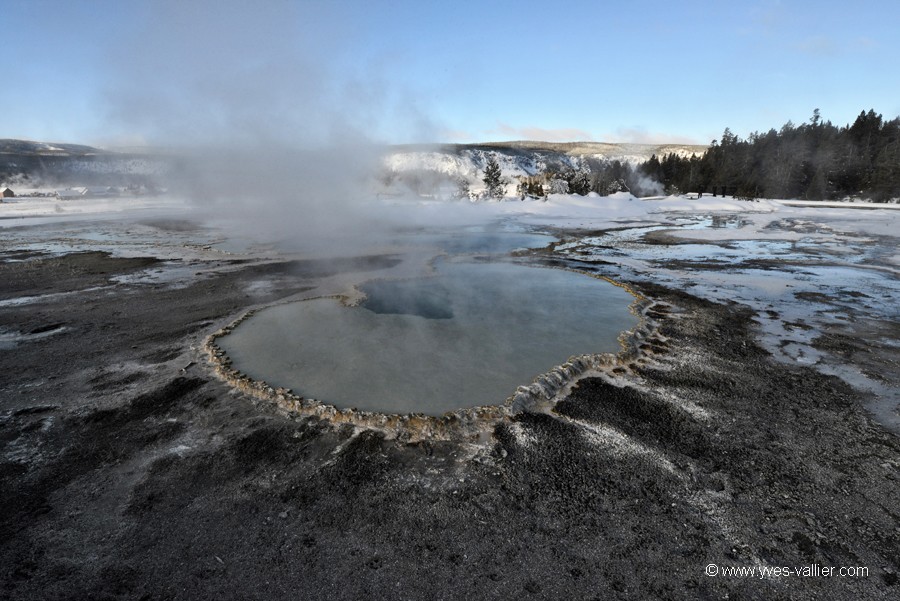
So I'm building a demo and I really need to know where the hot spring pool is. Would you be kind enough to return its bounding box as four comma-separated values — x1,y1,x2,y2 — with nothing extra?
216,260,638,415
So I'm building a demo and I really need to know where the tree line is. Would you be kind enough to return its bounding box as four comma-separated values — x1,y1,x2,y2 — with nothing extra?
487,108,898,202
640,109,900,201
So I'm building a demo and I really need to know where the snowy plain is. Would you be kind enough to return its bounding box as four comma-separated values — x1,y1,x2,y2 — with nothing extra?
2,191,897,432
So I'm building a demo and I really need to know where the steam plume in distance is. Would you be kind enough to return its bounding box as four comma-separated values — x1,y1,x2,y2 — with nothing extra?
103,0,415,253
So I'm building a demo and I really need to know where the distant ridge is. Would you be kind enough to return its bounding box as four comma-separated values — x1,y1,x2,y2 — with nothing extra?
0,139,171,187
0,139,110,156
389,141,709,162
456,141,708,156
2,138,710,161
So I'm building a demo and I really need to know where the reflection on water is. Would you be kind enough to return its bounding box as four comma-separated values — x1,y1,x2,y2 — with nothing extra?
361,277,455,320
388,231,555,254
212,227,556,257
217,260,637,415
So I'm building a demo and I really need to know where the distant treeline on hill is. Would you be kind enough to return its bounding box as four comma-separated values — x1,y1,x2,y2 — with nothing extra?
637,109,900,201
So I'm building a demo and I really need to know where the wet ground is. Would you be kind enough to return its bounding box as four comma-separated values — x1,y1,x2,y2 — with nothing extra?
1,209,898,600
553,210,900,435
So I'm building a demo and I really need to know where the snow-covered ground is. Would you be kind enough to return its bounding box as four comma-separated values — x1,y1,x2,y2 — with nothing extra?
505,193,898,433
0,195,187,226
2,190,897,432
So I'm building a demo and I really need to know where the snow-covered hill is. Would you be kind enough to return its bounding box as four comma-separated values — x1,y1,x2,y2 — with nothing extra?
2,138,709,197
381,141,708,195
0,139,174,187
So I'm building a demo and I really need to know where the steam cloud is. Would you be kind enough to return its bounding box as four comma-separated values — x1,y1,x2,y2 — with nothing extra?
103,0,408,252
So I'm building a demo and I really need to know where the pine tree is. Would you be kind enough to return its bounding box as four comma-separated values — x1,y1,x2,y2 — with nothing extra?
564,168,591,195
482,157,506,199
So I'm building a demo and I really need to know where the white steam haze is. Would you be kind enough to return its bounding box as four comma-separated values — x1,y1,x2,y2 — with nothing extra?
103,0,422,251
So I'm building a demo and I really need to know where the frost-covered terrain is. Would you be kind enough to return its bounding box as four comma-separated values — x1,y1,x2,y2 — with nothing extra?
3,187,899,599
381,142,707,196
519,194,899,433
4,190,896,436
3,190,897,429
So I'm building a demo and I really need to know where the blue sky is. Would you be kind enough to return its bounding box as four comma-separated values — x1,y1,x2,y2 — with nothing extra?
2,0,899,147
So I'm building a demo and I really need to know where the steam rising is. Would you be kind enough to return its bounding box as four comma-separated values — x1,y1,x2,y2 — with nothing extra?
107,1,365,145
104,0,400,249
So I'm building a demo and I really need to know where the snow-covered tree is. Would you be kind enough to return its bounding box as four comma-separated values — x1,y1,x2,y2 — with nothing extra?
454,177,472,200
565,168,591,195
516,178,545,200
547,178,569,195
482,157,507,199
606,178,629,195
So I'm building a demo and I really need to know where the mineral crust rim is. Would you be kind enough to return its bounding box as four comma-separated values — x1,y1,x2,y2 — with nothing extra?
203,270,674,442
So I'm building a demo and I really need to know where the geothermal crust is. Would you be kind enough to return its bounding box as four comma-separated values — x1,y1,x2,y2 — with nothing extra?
202,270,668,441
1,220,898,600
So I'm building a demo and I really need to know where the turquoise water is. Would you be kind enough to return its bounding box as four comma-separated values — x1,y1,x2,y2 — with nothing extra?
217,260,637,415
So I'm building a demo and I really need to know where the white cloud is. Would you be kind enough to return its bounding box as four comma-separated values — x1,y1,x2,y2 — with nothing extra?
602,127,701,145
489,123,595,142
438,129,475,143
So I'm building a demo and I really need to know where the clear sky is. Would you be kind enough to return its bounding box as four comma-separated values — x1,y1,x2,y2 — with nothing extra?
2,0,899,147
